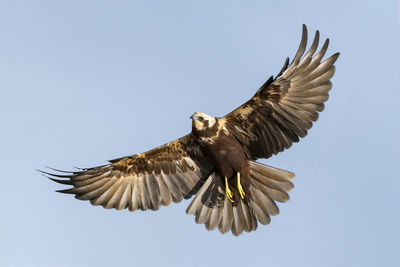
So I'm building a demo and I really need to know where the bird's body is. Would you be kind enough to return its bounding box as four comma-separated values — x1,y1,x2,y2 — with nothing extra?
192,114,249,183
42,25,340,236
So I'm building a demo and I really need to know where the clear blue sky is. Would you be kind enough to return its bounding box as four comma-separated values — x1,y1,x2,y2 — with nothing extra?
1,1,399,267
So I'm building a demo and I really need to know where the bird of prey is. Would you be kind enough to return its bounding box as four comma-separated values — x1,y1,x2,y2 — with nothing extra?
42,25,339,236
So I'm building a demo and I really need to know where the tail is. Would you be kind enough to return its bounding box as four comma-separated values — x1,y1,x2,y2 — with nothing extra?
186,161,295,236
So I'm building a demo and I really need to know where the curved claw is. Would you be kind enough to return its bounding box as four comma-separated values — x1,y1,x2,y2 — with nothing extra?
225,176,234,202
237,172,245,199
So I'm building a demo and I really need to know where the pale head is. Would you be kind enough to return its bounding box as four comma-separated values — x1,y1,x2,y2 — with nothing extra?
190,112,217,131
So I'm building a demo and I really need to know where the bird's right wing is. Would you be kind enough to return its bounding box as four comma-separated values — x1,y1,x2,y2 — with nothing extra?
42,134,214,211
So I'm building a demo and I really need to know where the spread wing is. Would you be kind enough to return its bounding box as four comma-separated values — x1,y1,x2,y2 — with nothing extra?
222,25,340,160
41,134,214,211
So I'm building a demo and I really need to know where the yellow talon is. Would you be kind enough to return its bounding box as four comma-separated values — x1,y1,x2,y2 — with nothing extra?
225,176,234,202
237,172,245,199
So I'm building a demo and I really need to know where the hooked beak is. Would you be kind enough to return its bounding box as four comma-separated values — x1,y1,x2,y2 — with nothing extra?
190,112,197,120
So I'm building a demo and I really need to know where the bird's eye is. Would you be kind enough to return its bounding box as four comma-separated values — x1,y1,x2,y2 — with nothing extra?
199,117,204,122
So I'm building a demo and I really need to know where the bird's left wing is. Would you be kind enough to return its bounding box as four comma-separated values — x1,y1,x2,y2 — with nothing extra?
221,25,339,160
42,134,214,211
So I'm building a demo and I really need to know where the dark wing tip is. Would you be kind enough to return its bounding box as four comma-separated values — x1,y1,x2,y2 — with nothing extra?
332,52,341,61
44,166,74,173
302,24,308,40
302,24,308,39
291,24,308,65
37,169,73,179
277,57,290,77
324,38,330,47
326,52,340,66
38,168,74,185
56,188,76,194
48,177,74,185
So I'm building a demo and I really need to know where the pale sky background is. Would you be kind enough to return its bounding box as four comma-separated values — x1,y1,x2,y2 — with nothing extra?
1,1,399,267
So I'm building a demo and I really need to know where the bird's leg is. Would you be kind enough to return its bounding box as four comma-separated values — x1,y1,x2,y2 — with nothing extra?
225,176,234,202
237,172,245,199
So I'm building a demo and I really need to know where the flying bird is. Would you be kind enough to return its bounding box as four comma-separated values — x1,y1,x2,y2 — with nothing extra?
42,25,339,236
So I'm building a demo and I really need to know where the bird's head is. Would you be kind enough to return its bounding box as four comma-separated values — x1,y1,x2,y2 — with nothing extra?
190,112,217,132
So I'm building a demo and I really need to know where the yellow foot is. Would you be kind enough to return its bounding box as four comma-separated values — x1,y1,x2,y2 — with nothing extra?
225,176,234,202
237,172,245,199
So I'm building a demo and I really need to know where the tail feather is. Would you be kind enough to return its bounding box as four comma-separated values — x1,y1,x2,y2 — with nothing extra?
239,199,256,232
186,174,214,214
205,205,221,230
220,197,233,234
186,161,295,236
232,202,244,235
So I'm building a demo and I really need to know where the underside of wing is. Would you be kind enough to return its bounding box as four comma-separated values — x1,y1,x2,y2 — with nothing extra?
42,134,214,211
223,24,340,160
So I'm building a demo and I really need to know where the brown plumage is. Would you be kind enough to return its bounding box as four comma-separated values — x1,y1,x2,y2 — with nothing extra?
41,25,339,236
